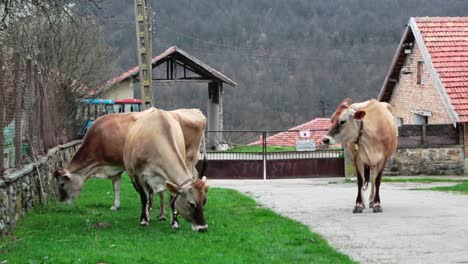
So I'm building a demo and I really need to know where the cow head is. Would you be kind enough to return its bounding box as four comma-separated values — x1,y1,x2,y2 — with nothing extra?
54,169,85,204
322,98,366,145
166,176,209,232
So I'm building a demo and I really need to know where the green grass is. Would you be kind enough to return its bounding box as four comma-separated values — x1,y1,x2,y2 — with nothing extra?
0,177,354,264
344,177,467,184
227,145,296,152
382,177,468,183
422,182,468,194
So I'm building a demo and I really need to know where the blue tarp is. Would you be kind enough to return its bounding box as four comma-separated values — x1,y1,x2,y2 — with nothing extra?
80,99,115,105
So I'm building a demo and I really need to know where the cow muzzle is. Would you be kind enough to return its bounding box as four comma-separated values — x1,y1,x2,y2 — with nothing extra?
322,136,335,145
192,224,208,232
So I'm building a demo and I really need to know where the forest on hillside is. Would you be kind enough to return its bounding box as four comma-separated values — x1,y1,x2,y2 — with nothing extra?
98,0,468,130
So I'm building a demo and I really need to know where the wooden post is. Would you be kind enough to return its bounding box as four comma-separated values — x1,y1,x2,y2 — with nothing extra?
421,124,427,147
24,59,33,158
207,82,220,149
263,131,267,180
458,123,464,146
134,0,153,109
0,49,4,176
13,53,23,168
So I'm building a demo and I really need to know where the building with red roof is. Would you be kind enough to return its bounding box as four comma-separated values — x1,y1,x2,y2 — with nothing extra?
379,17,468,126
250,118,331,147
379,17,468,158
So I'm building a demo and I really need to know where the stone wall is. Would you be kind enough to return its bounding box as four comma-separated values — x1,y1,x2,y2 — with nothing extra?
0,140,80,235
385,146,464,176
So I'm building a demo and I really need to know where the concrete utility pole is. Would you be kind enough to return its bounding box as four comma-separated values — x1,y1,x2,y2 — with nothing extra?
134,0,153,109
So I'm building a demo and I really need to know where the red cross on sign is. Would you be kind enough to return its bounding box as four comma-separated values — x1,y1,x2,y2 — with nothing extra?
299,130,311,139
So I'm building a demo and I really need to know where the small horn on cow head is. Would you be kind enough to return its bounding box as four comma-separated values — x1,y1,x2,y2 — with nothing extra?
199,176,208,193
341,98,352,107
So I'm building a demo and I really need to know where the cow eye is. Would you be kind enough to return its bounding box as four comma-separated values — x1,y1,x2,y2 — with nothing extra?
339,120,346,125
188,201,196,208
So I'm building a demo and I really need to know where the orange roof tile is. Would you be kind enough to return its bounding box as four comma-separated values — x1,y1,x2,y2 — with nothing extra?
250,118,331,147
416,17,468,122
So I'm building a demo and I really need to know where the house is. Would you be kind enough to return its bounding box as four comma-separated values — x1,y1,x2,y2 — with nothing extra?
97,46,236,142
379,17,468,126
250,118,331,147
379,17,468,160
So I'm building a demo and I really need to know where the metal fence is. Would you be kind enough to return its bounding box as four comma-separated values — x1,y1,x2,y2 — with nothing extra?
0,53,78,176
202,130,345,179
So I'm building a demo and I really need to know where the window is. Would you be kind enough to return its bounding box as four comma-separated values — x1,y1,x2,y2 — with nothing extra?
417,61,424,85
413,114,428,125
396,117,404,126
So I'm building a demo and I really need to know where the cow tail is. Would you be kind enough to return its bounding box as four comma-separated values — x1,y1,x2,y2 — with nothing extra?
362,164,370,191
198,133,208,179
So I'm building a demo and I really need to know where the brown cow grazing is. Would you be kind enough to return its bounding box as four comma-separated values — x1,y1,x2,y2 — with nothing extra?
322,98,397,213
123,109,209,231
54,108,206,222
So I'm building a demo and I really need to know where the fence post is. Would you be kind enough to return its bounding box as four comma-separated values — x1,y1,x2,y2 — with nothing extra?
0,49,4,176
262,131,267,180
13,53,23,168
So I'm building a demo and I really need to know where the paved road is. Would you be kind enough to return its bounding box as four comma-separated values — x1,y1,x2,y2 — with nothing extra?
211,178,468,264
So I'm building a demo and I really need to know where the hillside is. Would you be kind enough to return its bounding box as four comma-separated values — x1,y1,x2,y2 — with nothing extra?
98,0,468,130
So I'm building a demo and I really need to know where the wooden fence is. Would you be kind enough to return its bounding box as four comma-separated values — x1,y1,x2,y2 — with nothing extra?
397,124,462,148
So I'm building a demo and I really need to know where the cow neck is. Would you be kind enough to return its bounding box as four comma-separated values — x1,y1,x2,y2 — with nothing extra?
353,120,364,146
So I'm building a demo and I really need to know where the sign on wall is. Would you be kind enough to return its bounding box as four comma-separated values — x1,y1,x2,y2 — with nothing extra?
296,140,316,151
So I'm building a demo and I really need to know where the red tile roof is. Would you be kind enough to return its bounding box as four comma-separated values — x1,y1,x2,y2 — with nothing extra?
416,17,468,122
250,118,331,147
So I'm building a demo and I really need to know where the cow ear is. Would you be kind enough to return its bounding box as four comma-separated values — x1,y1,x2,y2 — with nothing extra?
354,110,366,120
166,181,180,196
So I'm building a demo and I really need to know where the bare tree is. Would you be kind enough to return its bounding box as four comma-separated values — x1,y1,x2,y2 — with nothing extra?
0,0,105,30
1,3,113,148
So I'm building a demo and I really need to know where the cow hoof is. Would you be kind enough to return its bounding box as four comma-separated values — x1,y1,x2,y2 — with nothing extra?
140,220,149,226
110,205,119,211
353,206,364,213
369,202,374,208
373,206,383,213
171,221,180,229
159,215,167,221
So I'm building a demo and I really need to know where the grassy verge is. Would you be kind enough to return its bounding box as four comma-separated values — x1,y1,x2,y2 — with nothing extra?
344,177,467,184
382,177,468,183
422,182,468,194
0,177,354,264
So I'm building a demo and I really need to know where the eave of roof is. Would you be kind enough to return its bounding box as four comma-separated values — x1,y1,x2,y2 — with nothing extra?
99,46,236,94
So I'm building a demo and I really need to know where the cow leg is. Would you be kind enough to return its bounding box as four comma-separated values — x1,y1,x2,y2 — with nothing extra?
110,174,122,211
169,194,180,229
369,174,376,209
158,192,167,221
373,167,384,213
148,191,154,211
139,190,152,226
353,162,365,213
